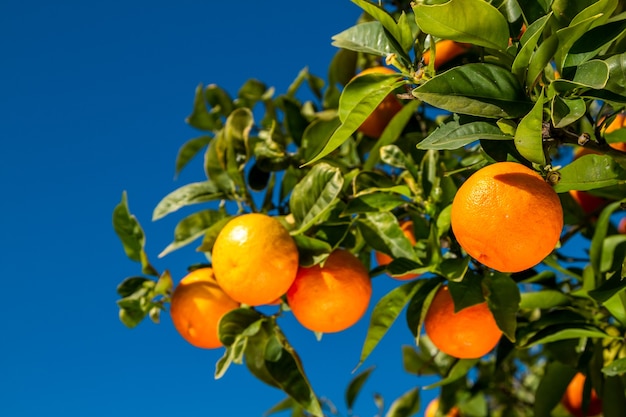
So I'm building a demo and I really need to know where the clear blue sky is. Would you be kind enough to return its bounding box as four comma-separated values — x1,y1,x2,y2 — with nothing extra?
1,1,442,416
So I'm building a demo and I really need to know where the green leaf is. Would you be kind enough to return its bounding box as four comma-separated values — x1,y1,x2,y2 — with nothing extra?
514,92,545,165
603,357,626,376
554,13,607,71
345,366,374,412
174,135,212,178
533,362,577,417
599,235,626,274
204,139,236,194
218,308,265,347
358,280,424,367
520,290,570,310
402,345,438,376
424,358,480,389
116,276,151,298
590,200,624,279
186,83,222,131
603,375,626,417
384,387,420,417
352,0,415,54
512,14,551,80
565,19,626,68
413,0,509,50
343,192,409,214
205,83,234,118
264,327,323,417
418,119,512,150
112,191,158,276
158,209,227,258
605,52,626,96
152,181,225,221
551,96,586,128
526,34,559,90
305,73,405,165
331,21,396,57
483,272,520,342
412,64,530,118
300,117,342,163
522,323,610,348
289,163,344,233
552,154,626,193
243,321,280,388
358,212,417,262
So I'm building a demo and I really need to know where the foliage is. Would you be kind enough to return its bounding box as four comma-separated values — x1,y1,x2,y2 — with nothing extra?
113,0,626,416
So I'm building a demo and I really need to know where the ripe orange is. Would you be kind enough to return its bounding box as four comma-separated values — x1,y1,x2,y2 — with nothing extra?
423,40,471,69
451,161,563,273
424,286,501,359
212,213,299,306
374,220,420,280
425,398,461,417
287,249,372,333
352,66,403,139
561,373,602,417
169,268,240,349
618,217,626,234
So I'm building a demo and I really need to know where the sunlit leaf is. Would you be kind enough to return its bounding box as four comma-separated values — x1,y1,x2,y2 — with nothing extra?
331,21,396,57
175,136,213,178
352,0,415,54
158,209,227,258
418,119,511,150
520,290,570,310
514,92,545,165
290,163,344,233
153,181,225,221
413,0,509,50
552,155,626,193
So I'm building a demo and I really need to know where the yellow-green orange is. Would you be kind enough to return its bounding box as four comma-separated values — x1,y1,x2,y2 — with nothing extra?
451,162,563,273
212,213,299,306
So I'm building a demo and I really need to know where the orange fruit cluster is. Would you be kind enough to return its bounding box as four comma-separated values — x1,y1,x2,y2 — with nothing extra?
561,373,602,417
353,66,403,139
424,286,501,359
451,162,563,273
170,213,374,349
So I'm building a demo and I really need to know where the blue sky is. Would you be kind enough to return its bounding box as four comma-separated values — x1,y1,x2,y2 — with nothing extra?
1,1,442,416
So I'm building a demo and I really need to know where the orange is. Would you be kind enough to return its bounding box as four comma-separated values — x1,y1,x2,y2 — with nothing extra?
212,213,299,306
618,217,626,234
352,66,403,139
451,161,563,273
425,398,461,417
169,268,240,349
561,373,602,417
424,286,501,359
423,40,471,70
287,249,372,333
373,220,420,280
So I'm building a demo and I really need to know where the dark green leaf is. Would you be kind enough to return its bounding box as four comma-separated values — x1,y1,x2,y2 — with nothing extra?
590,200,625,280
116,276,151,297
565,19,626,68
603,375,626,417
331,21,396,57
418,119,511,150
551,96,586,128
424,358,480,389
218,308,264,347
533,362,577,417
345,366,374,412
352,0,415,54
413,0,509,50
300,117,342,163
358,212,416,261
384,387,420,417
412,64,530,118
483,272,520,342
605,52,626,96
343,192,409,214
